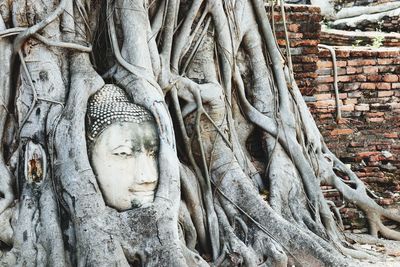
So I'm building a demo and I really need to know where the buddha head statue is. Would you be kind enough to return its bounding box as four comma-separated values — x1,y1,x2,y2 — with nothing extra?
86,84,159,211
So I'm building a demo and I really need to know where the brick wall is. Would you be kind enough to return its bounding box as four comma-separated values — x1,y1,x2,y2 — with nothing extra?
320,28,400,47
312,48,400,178
274,4,400,232
333,12,400,33
272,4,322,95
334,0,393,9
332,0,400,32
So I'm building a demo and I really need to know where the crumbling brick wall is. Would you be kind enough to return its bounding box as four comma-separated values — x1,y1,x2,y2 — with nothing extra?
332,0,400,32
275,4,400,232
313,48,400,186
335,0,393,9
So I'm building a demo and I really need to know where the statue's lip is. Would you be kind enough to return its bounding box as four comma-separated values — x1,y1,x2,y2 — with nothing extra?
128,183,157,193
128,189,155,195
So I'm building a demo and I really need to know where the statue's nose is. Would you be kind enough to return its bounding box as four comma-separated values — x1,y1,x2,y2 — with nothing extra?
135,153,158,185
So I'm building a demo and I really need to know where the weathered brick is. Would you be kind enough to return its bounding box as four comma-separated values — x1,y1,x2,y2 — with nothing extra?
384,133,399,138
367,112,384,117
355,75,367,82
338,76,351,82
367,117,385,123
346,66,357,74
360,83,376,90
287,23,301,32
315,99,336,108
376,83,391,90
344,99,357,105
348,91,363,98
317,61,332,69
378,50,400,58
343,83,361,91
315,93,332,100
348,59,376,66
355,104,370,111
330,128,354,136
378,91,394,97
377,58,395,65
316,84,333,92
383,74,399,83
341,104,355,111
367,75,382,82
363,66,379,74
316,76,334,84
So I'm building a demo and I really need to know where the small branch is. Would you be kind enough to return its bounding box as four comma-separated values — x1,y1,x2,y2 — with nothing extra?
279,0,294,84
318,44,341,122
0,27,26,38
18,51,38,133
33,34,92,52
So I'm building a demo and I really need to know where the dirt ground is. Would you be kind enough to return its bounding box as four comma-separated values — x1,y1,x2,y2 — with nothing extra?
345,233,400,266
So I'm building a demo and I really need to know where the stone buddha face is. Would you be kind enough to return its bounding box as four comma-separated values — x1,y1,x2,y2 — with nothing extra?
86,85,159,211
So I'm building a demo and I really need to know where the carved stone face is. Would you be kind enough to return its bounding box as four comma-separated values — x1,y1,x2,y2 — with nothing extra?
90,121,159,211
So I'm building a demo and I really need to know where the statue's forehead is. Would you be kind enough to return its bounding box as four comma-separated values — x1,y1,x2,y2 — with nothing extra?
95,121,159,148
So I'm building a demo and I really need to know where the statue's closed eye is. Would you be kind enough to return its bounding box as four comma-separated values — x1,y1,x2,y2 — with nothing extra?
112,146,133,157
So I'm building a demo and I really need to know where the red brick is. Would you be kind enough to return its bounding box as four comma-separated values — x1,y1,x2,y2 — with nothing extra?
383,74,399,83
341,104,355,111
349,142,365,147
378,91,394,97
384,133,399,138
315,94,332,101
355,75,367,82
377,58,394,65
376,83,391,90
367,117,385,123
363,66,379,74
366,75,382,82
347,59,376,66
319,114,333,119
357,152,380,158
367,112,384,117
355,104,370,111
317,61,333,69
315,100,336,108
378,50,400,58
392,83,400,89
344,98,357,105
360,83,376,90
316,84,333,92
288,24,301,32
335,50,350,58
346,67,358,74
330,128,354,136
338,76,351,82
